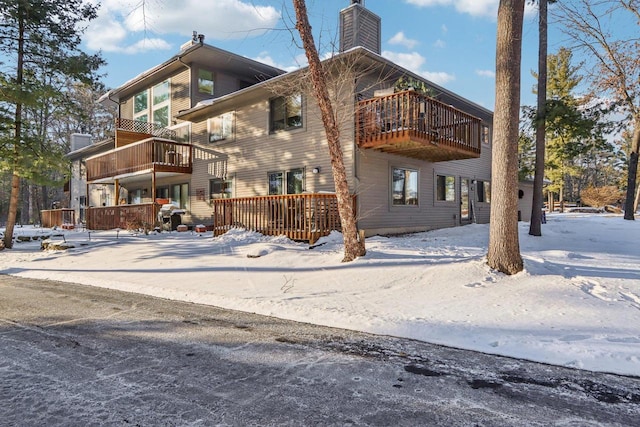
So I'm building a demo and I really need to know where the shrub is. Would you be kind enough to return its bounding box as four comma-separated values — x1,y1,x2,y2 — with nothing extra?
580,186,623,208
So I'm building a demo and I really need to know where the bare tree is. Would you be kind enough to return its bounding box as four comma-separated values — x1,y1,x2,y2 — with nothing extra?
554,0,640,220
487,0,525,275
529,0,549,236
291,0,365,262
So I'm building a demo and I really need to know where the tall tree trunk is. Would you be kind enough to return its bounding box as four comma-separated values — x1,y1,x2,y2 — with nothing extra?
487,0,525,275
529,0,547,236
624,122,639,219
291,0,365,262
3,10,25,249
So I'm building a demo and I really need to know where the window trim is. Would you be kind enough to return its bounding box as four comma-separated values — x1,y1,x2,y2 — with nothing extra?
390,166,419,207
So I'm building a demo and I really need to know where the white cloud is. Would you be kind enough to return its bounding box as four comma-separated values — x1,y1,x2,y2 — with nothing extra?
475,69,495,78
389,32,419,49
433,39,446,48
85,0,280,54
253,52,301,72
405,0,499,19
381,50,455,86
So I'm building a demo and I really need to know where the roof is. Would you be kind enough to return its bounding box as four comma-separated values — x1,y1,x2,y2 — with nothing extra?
66,137,115,161
98,41,285,105
176,46,493,123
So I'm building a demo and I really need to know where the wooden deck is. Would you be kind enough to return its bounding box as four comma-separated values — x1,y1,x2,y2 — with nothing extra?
85,139,192,182
213,194,352,244
357,90,482,162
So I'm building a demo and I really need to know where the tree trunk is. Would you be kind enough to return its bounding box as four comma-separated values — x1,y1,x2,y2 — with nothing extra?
529,0,547,236
623,122,639,220
291,0,365,262
3,10,25,249
487,0,525,275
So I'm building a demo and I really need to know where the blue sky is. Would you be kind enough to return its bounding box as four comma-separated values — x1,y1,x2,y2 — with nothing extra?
85,0,557,110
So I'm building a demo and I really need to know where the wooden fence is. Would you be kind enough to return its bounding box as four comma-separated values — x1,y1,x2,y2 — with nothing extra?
213,193,352,244
86,203,158,230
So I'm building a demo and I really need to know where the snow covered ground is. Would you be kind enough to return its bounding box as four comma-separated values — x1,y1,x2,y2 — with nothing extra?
1,213,639,377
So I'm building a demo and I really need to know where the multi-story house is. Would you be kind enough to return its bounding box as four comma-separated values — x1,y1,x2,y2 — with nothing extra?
61,2,493,242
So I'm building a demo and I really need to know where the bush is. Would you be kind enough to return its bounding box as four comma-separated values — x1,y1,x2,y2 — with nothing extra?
580,186,623,208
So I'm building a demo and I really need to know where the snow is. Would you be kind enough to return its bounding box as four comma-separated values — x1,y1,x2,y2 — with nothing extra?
2,213,639,377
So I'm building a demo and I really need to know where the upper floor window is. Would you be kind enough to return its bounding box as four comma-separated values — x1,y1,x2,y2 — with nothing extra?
392,167,418,206
169,122,191,144
133,90,148,122
198,69,214,95
208,112,235,143
436,174,456,202
152,80,170,127
270,94,302,132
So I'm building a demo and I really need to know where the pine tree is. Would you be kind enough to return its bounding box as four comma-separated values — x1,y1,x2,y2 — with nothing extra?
0,0,103,248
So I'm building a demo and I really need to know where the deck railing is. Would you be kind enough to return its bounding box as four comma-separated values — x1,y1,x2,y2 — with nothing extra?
357,90,482,161
86,139,192,181
213,194,352,244
86,203,158,230
116,118,177,140
41,208,75,228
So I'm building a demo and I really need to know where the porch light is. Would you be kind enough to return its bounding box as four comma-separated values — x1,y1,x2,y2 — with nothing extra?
312,167,320,174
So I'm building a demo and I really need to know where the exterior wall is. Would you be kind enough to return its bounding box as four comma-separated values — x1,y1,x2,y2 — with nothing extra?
355,130,493,236
184,93,356,225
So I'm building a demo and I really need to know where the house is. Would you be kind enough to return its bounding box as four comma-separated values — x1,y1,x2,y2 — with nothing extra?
61,2,493,242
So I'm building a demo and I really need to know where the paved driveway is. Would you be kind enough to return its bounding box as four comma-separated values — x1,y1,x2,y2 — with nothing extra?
1,275,639,426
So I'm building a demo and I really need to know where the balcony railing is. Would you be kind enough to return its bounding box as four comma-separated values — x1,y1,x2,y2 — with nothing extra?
213,193,353,244
357,90,482,162
116,118,177,140
86,138,192,182
86,203,158,230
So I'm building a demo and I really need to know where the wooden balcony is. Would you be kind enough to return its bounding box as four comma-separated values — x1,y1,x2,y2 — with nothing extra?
86,138,192,182
357,90,482,162
213,193,354,244
115,118,177,148
86,203,159,230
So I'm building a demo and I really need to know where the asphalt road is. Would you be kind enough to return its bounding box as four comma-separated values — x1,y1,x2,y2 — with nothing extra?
1,274,639,426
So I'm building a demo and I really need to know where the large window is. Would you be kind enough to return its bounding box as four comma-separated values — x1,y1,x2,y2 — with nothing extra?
208,112,235,143
152,80,170,127
270,94,303,132
476,180,491,203
392,167,418,206
210,177,233,199
436,174,456,202
268,168,304,195
172,183,189,210
198,69,214,95
133,90,148,122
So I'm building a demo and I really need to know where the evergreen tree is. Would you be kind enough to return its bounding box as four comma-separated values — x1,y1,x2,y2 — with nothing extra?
0,0,103,248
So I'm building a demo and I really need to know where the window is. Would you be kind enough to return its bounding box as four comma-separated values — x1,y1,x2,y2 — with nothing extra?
156,187,169,200
392,167,418,206
208,112,235,143
436,174,456,202
198,69,214,95
133,90,148,122
270,94,303,132
152,80,170,127
169,122,191,144
210,177,233,199
482,125,490,145
268,168,304,195
477,180,491,203
172,183,189,210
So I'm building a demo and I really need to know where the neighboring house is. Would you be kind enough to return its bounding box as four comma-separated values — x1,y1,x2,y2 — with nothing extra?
64,2,493,241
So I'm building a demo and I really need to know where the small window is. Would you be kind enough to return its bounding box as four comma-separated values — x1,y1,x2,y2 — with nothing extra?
198,69,214,95
169,122,191,144
392,167,418,206
210,177,233,199
268,168,304,195
208,112,235,143
270,94,303,132
477,180,491,203
482,125,490,145
436,175,456,202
